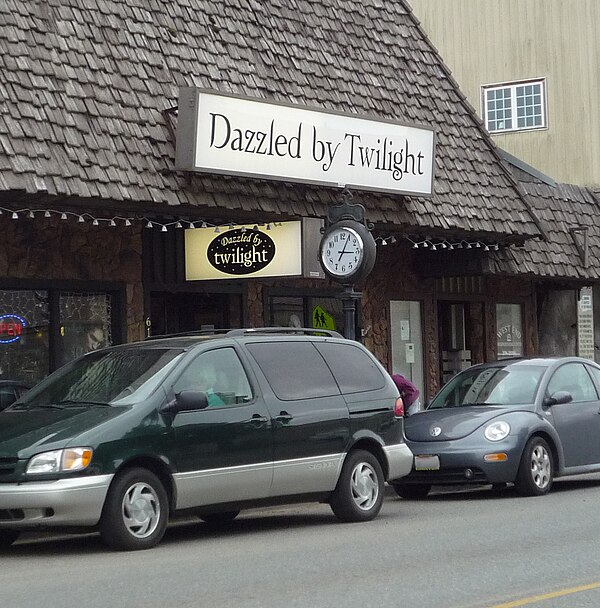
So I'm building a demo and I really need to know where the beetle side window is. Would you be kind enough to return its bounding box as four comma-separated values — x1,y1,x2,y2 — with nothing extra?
173,348,253,407
547,363,598,402
246,342,340,401
587,365,600,392
314,343,385,393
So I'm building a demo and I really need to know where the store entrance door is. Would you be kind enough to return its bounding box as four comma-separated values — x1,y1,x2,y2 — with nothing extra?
438,301,472,384
149,292,243,336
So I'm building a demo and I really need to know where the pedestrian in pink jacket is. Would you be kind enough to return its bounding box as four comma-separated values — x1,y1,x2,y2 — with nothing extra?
391,373,420,413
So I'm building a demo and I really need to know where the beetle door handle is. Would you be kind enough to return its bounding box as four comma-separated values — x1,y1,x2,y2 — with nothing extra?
274,411,293,423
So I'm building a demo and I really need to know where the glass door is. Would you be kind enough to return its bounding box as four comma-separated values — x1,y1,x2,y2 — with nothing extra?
438,301,472,384
390,300,424,399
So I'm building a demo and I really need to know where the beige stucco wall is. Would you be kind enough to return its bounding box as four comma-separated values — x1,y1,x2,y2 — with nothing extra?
409,0,600,186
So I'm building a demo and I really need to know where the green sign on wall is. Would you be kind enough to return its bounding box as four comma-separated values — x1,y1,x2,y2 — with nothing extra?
312,305,336,331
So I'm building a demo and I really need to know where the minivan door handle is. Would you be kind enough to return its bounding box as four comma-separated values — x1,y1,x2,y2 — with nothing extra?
274,411,293,424
245,414,269,427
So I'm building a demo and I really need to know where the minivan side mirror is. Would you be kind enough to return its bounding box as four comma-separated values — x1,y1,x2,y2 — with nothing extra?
544,391,573,407
162,390,209,415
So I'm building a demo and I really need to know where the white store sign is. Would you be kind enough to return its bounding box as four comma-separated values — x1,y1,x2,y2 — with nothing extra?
175,88,436,196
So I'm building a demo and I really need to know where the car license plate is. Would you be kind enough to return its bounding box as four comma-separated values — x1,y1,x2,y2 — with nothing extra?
414,455,440,471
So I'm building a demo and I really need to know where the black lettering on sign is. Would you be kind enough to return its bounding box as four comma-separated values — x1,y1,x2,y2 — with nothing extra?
207,229,276,275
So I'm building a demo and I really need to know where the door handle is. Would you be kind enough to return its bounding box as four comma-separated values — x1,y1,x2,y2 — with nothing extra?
245,414,269,426
274,411,293,423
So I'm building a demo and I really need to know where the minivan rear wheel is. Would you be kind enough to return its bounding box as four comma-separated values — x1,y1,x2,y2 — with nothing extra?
330,449,384,522
100,468,169,551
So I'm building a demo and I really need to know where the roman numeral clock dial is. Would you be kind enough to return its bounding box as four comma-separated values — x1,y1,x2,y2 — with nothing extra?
318,220,377,284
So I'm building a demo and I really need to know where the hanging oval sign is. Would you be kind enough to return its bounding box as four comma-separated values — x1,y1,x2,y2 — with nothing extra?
0,314,27,344
207,228,276,275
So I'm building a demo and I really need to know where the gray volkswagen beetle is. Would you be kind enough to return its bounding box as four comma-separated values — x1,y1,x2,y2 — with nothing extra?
396,357,600,498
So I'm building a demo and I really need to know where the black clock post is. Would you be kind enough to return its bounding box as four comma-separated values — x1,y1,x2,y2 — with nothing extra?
318,190,377,341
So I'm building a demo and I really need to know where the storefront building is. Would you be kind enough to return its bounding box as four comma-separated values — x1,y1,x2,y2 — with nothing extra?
1,0,598,398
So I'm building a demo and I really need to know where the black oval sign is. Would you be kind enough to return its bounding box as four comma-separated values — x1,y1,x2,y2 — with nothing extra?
207,229,276,275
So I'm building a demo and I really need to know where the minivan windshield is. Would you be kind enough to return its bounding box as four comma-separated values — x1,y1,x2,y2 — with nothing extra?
14,347,184,408
428,364,545,409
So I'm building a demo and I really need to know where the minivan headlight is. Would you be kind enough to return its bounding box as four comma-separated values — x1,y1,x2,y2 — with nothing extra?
26,448,93,474
484,421,510,442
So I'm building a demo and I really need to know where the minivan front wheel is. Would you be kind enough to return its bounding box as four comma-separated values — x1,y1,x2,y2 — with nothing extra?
100,468,169,551
330,449,384,522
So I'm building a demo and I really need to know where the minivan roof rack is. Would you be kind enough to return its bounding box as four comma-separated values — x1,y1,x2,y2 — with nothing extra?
226,327,344,338
144,329,231,340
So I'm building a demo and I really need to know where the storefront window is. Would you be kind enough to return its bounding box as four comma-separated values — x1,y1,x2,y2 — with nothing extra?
270,296,304,328
390,300,424,398
150,292,243,335
268,295,343,333
0,288,120,386
0,290,50,385
496,303,524,358
58,292,113,367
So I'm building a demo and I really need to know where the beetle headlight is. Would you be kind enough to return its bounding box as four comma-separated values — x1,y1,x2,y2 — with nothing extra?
26,448,93,474
484,421,510,442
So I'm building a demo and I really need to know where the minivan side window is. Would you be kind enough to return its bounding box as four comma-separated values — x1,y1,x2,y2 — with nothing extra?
173,348,253,407
246,341,340,401
315,343,386,393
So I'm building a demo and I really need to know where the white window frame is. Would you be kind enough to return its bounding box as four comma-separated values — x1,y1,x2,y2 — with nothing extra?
481,78,547,133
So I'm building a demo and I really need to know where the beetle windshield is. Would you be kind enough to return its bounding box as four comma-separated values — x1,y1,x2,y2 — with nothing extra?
14,347,184,407
428,364,545,409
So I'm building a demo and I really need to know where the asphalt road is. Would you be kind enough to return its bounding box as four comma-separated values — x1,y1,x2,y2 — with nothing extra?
3,476,600,608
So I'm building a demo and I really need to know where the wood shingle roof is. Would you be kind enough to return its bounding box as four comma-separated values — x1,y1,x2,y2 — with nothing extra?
485,179,600,281
0,0,541,240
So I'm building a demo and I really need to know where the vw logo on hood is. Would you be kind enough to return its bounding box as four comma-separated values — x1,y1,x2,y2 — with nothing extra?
430,426,442,437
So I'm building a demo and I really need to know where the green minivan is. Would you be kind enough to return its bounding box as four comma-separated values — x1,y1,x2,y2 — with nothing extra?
0,328,413,551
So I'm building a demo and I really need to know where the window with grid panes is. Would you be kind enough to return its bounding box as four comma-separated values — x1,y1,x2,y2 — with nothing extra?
483,79,546,133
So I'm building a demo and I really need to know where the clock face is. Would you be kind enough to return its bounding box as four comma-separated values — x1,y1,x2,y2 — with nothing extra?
320,226,364,277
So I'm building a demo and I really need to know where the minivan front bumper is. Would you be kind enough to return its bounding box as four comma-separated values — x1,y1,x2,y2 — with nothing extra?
383,442,414,481
0,474,113,529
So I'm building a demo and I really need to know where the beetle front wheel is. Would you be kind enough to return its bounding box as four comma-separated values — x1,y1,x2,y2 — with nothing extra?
514,437,553,497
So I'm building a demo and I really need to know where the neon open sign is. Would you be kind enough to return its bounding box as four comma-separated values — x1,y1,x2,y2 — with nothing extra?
0,314,27,344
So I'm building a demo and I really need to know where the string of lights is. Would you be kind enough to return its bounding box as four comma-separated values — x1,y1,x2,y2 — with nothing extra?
376,234,503,251
1,205,504,248
0,205,280,232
